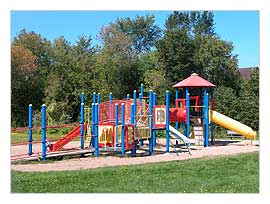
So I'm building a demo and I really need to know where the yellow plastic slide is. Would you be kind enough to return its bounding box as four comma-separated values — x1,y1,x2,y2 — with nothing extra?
209,110,256,139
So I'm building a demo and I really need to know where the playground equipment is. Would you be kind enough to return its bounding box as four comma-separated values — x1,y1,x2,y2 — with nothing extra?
167,73,256,147
14,73,256,162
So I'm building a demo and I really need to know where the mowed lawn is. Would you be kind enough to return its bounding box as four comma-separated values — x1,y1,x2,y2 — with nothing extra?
11,152,258,193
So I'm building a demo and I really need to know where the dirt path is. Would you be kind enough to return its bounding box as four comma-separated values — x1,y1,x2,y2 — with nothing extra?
11,139,259,172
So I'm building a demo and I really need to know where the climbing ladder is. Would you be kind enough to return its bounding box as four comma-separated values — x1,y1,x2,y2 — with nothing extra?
136,102,151,140
193,117,204,146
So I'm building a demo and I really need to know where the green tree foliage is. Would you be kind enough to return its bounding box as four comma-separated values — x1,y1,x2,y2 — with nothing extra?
12,30,53,121
13,29,53,77
143,69,167,103
157,11,241,93
114,15,162,54
215,68,259,130
215,86,240,120
96,25,140,98
10,13,258,130
45,36,97,123
237,69,259,130
11,45,38,126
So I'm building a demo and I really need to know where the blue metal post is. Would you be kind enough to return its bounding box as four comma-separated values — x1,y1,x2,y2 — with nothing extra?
133,90,137,116
175,88,179,146
91,103,95,148
166,91,170,153
149,90,153,155
210,89,215,145
186,88,190,138
97,93,101,104
41,104,47,161
109,92,113,121
140,84,144,98
153,92,157,147
139,85,144,147
80,102,85,149
92,92,97,148
28,104,33,156
81,93,85,104
139,93,142,115
93,92,96,104
175,88,179,130
121,103,125,156
94,103,99,156
126,94,130,100
130,103,136,156
140,84,144,115
204,88,209,147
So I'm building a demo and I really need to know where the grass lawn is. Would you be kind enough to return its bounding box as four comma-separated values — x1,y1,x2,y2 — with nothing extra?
11,152,258,193
11,127,78,144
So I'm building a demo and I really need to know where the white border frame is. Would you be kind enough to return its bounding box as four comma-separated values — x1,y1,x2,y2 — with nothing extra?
1,0,270,203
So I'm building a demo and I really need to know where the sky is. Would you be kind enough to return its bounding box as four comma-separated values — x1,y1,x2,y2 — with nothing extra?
11,11,259,68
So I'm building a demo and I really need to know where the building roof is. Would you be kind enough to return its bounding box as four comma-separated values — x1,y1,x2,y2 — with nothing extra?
172,73,216,88
239,67,258,79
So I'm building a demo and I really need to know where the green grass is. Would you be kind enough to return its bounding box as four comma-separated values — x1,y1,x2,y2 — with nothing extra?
11,152,258,193
11,127,78,143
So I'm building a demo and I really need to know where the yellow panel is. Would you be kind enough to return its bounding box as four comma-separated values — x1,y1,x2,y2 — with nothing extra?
99,125,114,143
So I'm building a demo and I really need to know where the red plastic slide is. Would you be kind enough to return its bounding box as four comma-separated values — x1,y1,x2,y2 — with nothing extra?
49,125,84,152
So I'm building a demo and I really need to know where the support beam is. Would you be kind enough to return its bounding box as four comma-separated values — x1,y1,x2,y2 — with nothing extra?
210,89,215,145
28,104,33,156
149,90,153,156
41,104,47,161
131,103,136,156
185,88,190,139
204,88,209,147
109,92,113,121
80,102,85,149
166,90,170,153
175,88,179,146
94,103,99,156
121,103,125,156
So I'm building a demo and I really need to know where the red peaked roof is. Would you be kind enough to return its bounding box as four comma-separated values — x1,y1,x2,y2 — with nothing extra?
173,73,216,88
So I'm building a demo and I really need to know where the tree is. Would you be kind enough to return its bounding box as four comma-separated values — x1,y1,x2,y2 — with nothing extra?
45,35,97,123
215,86,240,120
193,35,241,93
11,45,38,126
156,28,195,84
143,69,167,103
156,11,241,92
236,68,259,130
12,30,53,124
113,15,162,54
96,25,140,98
13,29,52,77
165,11,215,36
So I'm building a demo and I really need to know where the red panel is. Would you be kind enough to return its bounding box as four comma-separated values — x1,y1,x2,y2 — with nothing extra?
172,73,216,88
169,108,187,123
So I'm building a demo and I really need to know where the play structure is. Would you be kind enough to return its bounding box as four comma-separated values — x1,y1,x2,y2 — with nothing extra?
14,73,256,161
